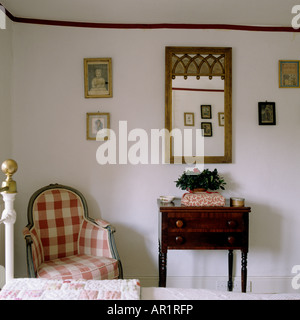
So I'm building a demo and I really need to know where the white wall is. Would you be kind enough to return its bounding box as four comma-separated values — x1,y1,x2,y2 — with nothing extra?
0,18,12,161
7,23,300,293
0,18,13,268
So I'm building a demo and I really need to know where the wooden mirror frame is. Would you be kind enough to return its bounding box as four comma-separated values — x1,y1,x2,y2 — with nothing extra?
165,46,232,164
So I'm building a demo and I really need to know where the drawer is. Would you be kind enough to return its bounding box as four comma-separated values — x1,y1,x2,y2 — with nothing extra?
167,232,246,249
168,214,245,232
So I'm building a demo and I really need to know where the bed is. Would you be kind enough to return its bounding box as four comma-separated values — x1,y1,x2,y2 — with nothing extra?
141,286,300,300
0,278,299,300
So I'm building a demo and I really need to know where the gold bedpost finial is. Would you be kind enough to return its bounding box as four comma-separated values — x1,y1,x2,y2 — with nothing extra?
1,159,18,193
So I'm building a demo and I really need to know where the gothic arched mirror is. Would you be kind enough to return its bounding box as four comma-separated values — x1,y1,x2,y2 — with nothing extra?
165,47,232,164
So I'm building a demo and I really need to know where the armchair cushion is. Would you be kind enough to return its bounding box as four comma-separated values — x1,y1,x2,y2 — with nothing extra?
37,254,119,280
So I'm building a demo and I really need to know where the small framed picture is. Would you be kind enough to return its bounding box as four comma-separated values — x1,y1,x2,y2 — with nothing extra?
201,122,213,137
84,58,112,98
201,105,212,119
279,60,300,88
258,102,276,125
218,112,225,126
86,112,110,140
184,112,194,126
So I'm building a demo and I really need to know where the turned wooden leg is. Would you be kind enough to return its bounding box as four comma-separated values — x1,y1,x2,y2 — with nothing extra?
241,251,248,293
228,250,233,291
159,243,167,287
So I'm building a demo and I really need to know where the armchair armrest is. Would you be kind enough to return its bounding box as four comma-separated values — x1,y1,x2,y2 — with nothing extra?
94,218,111,228
94,218,116,232
78,219,114,258
79,218,123,279
23,227,44,277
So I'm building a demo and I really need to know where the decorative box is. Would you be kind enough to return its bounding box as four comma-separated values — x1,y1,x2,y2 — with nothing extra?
181,192,225,206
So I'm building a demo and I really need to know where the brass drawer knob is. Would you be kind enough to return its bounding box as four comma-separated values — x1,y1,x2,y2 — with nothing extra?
227,220,237,228
176,220,184,228
175,236,184,244
227,236,235,244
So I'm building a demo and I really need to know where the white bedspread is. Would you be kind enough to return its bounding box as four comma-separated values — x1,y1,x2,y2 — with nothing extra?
141,287,300,300
0,278,140,300
0,278,299,300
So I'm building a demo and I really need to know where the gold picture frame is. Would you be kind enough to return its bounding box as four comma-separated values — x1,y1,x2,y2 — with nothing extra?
279,60,300,88
84,58,112,98
184,112,194,126
86,112,110,140
218,112,225,126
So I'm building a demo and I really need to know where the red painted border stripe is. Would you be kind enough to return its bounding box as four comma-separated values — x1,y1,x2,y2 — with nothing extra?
0,4,14,21
1,3,299,32
172,87,224,92
12,19,300,32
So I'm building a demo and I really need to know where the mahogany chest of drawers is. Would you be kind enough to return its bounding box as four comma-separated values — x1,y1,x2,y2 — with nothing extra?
158,199,251,292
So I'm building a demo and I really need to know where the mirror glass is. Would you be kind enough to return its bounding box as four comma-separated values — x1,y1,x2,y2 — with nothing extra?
165,47,232,164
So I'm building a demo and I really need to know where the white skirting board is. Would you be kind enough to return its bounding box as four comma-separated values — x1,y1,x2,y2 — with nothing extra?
126,276,300,294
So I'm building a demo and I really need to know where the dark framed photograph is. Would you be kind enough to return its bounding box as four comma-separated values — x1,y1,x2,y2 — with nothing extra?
84,58,112,98
279,60,300,88
201,122,213,137
184,112,194,126
258,102,276,125
201,105,212,119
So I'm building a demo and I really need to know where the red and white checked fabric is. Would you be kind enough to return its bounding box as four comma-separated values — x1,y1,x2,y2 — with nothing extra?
23,227,44,274
37,254,119,280
32,189,84,261
79,220,112,258
24,187,120,280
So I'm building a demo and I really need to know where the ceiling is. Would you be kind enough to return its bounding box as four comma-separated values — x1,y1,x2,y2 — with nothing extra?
1,0,299,26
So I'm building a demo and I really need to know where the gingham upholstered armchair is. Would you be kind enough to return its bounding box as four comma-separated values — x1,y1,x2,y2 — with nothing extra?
23,184,123,280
